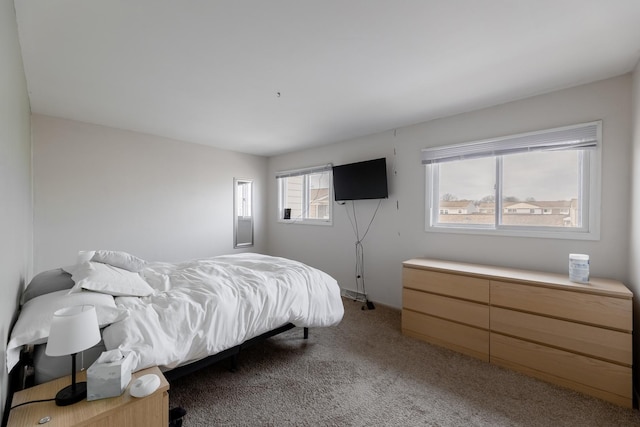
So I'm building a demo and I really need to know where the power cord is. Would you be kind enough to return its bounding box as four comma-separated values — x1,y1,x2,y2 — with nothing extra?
11,397,55,409
345,199,382,310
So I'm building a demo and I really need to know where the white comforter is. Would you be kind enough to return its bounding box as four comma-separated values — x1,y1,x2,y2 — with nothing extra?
102,253,344,372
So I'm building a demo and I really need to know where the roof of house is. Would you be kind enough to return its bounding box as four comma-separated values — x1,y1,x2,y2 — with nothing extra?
440,201,475,208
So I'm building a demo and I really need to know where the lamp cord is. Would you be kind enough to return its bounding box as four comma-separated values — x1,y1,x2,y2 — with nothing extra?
11,398,55,410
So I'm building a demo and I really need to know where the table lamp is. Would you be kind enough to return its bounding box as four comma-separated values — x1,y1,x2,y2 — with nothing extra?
45,305,101,406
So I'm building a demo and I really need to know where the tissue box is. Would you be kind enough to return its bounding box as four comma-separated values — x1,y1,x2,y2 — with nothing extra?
87,351,134,401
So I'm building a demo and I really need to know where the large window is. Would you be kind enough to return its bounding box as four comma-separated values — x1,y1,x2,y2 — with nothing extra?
423,121,601,240
276,164,333,225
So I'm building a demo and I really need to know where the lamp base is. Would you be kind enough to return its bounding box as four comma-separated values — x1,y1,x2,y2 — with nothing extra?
55,381,87,406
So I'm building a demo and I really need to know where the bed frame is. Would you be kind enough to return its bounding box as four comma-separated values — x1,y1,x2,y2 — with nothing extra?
164,324,309,381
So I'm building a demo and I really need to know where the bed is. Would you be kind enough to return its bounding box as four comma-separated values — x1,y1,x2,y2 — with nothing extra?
6,251,344,386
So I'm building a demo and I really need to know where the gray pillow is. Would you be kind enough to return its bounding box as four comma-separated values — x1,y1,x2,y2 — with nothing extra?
21,268,75,304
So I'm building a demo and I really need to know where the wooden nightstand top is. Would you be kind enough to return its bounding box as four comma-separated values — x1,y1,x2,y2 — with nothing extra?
7,366,169,427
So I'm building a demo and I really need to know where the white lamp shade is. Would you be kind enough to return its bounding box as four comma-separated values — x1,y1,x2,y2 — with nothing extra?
46,305,101,356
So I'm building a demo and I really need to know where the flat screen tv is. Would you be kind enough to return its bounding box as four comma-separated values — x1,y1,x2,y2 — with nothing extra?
333,158,388,201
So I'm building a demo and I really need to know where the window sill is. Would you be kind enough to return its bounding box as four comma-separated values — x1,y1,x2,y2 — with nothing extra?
277,219,333,226
425,224,600,241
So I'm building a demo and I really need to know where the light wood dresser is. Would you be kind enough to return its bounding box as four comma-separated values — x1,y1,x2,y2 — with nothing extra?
7,366,169,427
402,258,633,407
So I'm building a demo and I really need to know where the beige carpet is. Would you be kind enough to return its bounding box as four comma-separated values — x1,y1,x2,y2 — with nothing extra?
168,298,640,426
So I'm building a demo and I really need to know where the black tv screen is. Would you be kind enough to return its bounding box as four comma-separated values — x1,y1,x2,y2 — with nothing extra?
333,158,388,201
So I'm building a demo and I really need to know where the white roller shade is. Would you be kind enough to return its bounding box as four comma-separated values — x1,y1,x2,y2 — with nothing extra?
275,164,333,179
421,121,600,165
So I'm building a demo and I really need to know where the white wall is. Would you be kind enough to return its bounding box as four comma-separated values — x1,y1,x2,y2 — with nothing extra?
268,74,633,309
32,115,268,271
629,60,640,394
0,0,32,419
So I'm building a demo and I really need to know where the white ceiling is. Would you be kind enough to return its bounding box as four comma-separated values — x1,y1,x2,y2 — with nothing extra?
14,1,640,156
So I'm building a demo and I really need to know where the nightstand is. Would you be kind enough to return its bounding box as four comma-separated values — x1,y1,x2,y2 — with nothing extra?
7,366,169,427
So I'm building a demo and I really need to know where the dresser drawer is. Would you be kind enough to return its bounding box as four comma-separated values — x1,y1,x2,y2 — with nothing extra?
490,307,631,365
490,281,632,331
490,333,632,407
402,309,489,361
403,288,489,329
403,268,489,303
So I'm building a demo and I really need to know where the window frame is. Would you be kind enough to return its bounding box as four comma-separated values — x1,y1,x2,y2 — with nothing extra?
276,164,333,226
424,122,602,240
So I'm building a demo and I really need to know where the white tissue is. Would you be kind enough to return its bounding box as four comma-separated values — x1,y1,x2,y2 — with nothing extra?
96,349,124,363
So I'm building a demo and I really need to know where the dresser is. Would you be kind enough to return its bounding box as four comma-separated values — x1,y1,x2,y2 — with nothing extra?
402,258,633,407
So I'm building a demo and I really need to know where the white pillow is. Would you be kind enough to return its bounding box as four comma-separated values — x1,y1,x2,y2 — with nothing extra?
6,289,128,371
78,250,96,264
69,262,155,297
62,250,96,276
91,250,146,272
